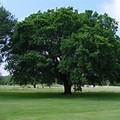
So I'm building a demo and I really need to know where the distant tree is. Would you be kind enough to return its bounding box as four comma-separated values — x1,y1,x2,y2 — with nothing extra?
6,7,120,94
0,75,12,85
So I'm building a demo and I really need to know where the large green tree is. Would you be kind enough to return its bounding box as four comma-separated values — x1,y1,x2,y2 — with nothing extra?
0,5,16,66
6,7,120,94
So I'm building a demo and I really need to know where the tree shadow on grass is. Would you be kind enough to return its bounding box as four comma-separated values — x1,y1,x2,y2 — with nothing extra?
0,91,120,101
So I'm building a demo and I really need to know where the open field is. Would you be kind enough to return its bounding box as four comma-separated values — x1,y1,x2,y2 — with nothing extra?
0,85,120,120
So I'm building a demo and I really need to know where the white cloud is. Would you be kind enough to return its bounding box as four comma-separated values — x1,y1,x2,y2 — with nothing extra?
103,0,120,27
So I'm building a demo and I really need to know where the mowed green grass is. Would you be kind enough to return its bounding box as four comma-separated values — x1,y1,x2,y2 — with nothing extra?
0,86,120,120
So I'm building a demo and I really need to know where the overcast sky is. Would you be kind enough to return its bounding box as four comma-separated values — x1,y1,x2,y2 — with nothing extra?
0,0,120,76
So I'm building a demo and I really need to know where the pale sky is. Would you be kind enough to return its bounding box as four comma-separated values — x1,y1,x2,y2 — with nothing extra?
0,0,120,76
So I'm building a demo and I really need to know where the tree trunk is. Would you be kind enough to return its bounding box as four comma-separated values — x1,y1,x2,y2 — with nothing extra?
63,81,72,94
55,71,72,94
33,84,36,88
32,82,36,88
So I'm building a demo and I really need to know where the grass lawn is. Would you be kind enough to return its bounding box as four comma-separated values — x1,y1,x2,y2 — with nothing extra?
0,85,120,120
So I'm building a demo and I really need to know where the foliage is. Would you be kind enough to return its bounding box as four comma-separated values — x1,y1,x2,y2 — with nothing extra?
6,7,120,94
59,11,120,86
59,10,120,87
0,5,17,75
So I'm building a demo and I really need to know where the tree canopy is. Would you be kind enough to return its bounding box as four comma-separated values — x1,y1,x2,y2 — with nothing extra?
0,5,16,64
0,5,16,76
6,7,120,94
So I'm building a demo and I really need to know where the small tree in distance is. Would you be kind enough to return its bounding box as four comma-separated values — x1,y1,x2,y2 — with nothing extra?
6,7,120,94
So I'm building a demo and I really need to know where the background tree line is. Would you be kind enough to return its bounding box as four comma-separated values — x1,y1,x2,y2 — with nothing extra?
0,5,120,94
